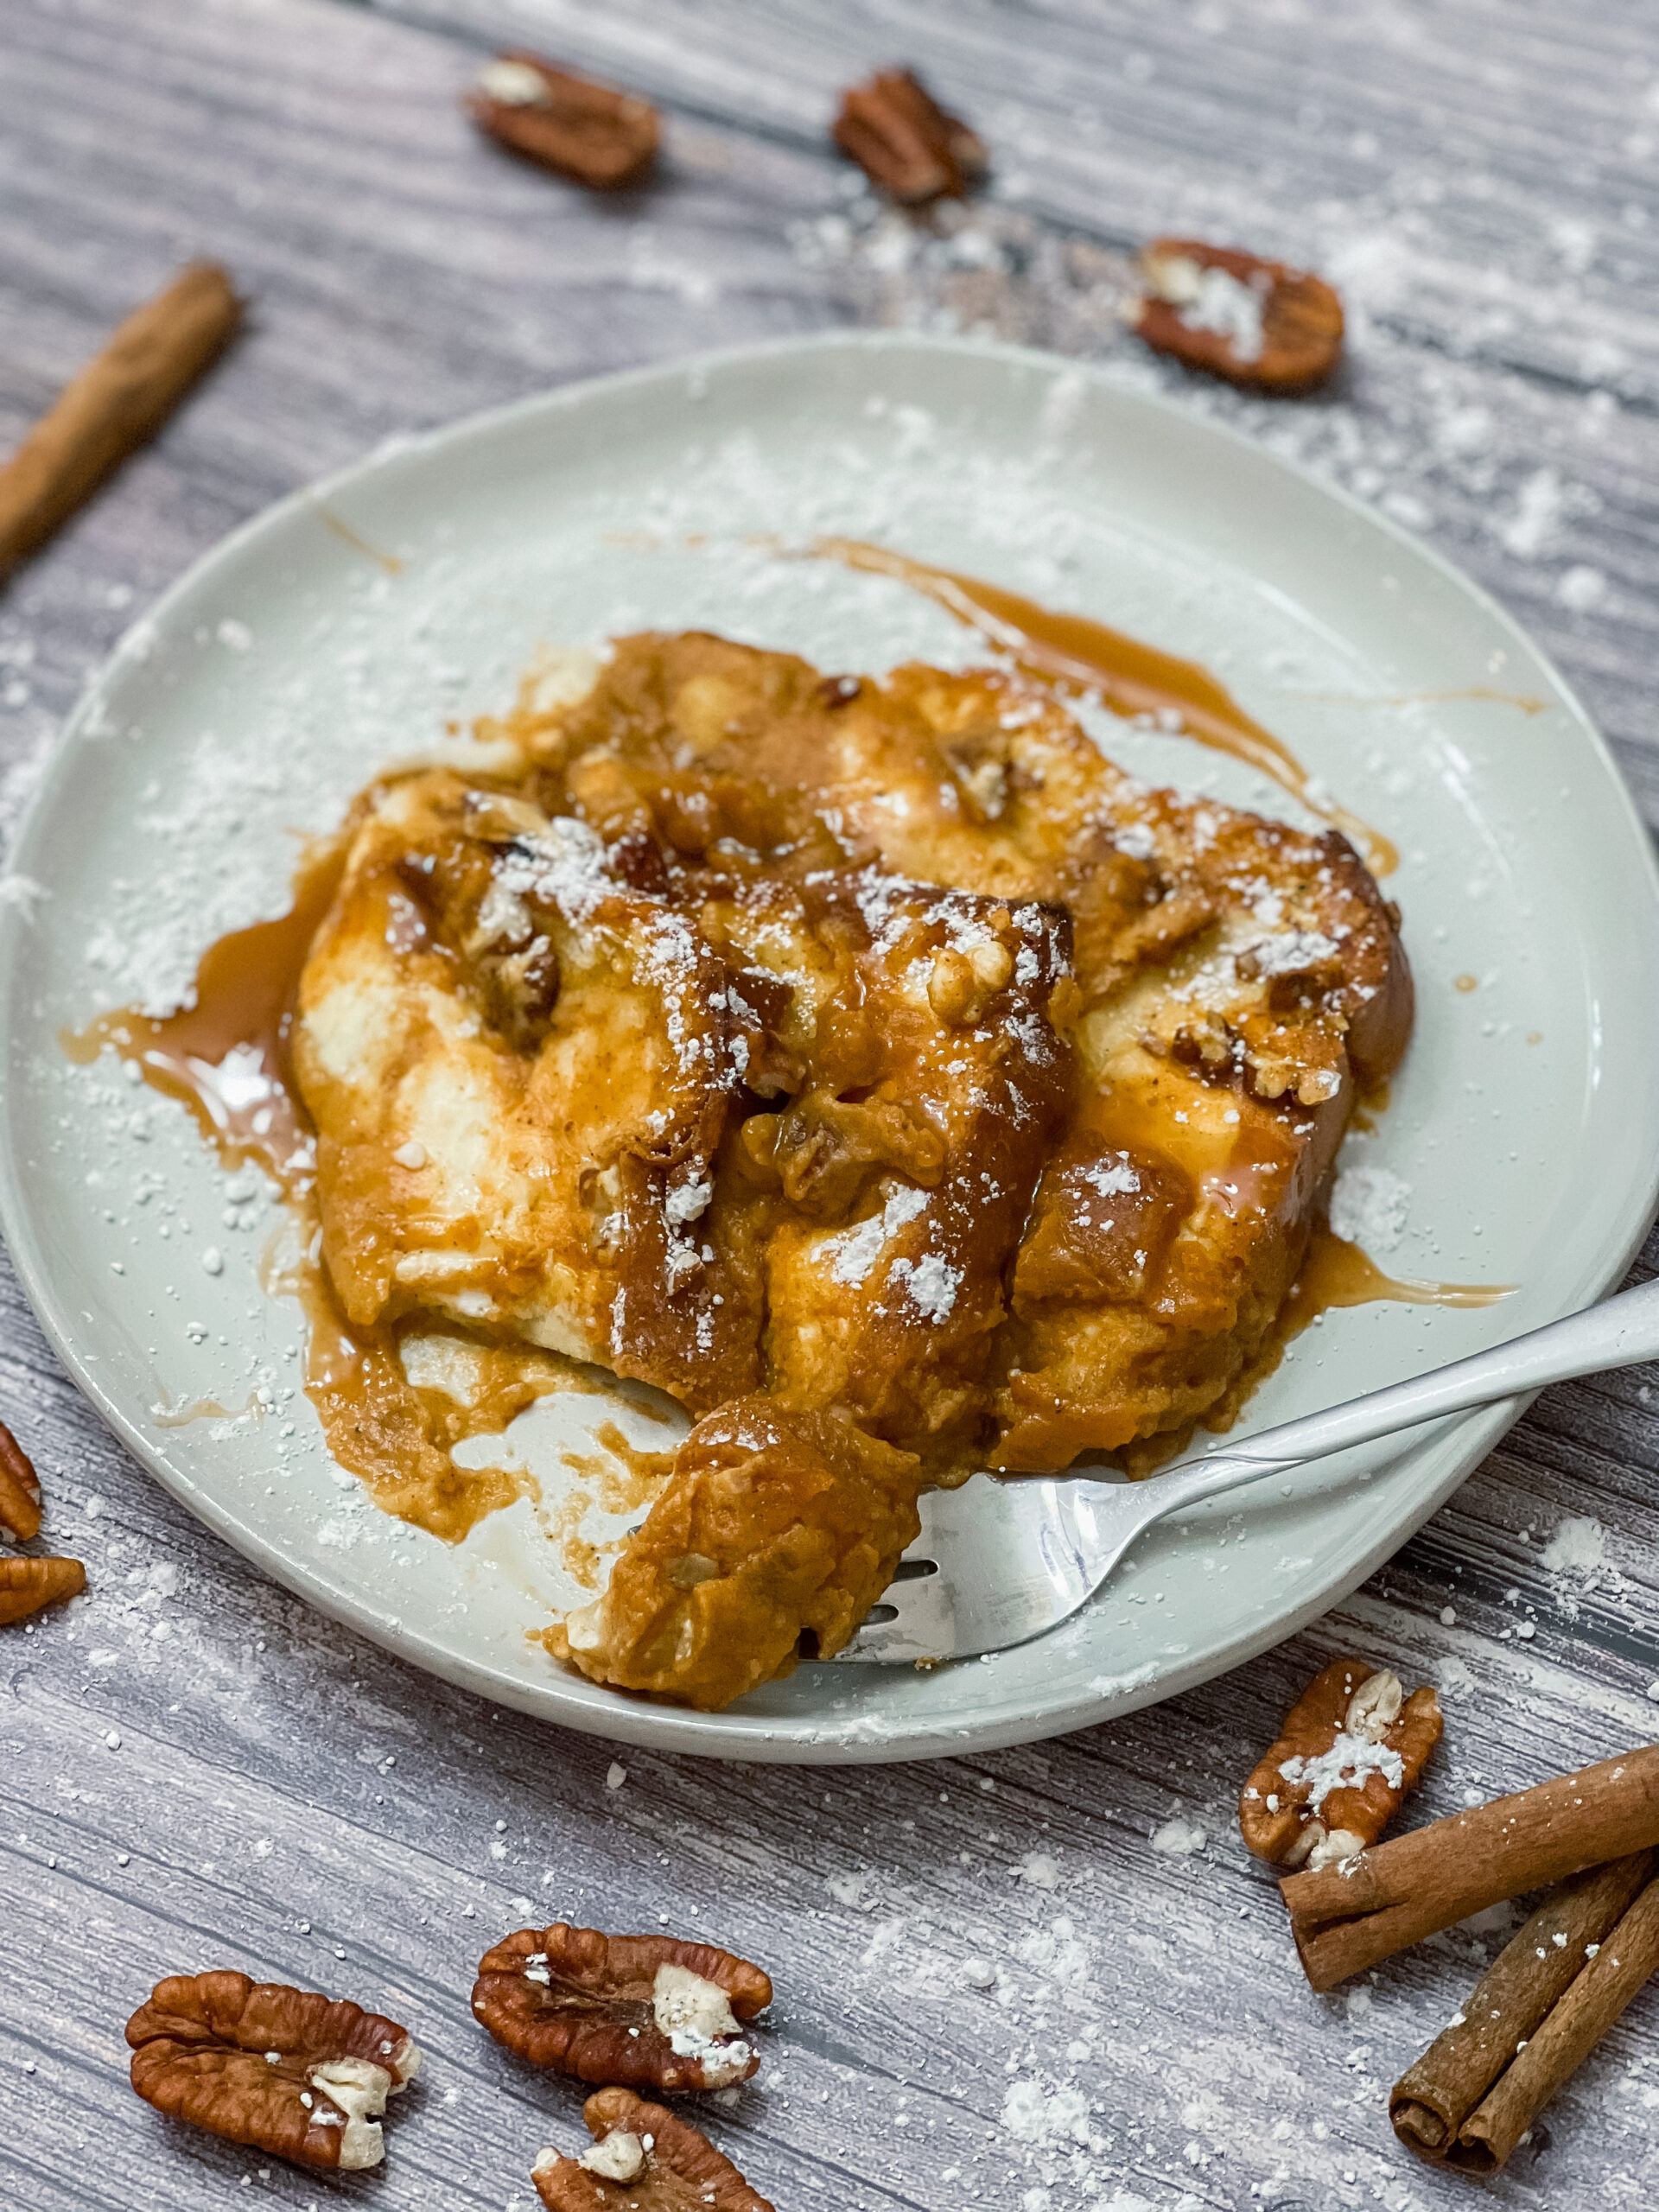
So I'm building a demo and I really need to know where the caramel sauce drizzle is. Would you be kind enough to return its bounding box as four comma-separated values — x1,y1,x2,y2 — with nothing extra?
586,1421,679,1510
803,536,1400,878
542,1482,606,1591
554,1421,681,1586
64,841,582,1542
288,1243,562,1542
62,837,347,1197
305,497,404,575
1347,1077,1391,1138
1287,685,1547,715
556,1427,677,1524
1284,1219,1510,1334
1166,1219,1511,1476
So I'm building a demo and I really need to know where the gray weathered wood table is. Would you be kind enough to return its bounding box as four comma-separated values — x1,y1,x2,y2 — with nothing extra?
3,2,1658,2205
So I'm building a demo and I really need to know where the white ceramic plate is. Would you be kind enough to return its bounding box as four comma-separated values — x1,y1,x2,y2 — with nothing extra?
4,333,1657,1764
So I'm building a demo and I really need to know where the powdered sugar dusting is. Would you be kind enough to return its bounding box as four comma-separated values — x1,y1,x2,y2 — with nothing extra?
1541,1516,1605,1575
1244,927,1342,978
825,1184,930,1287
1081,1157,1141,1200
891,1250,963,1325
1329,1162,1412,1254
1143,253,1269,364
1148,1817,1207,1857
1278,1731,1404,1812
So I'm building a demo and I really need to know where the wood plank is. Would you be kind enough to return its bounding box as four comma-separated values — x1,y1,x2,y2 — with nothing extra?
2,0,1658,2206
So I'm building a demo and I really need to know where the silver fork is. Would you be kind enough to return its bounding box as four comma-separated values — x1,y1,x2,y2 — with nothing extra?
835,1275,1659,1663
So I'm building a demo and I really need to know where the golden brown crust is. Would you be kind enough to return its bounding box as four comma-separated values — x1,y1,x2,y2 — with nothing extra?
294,772,761,1408
545,1402,924,1707
992,1062,1351,1471
747,872,1072,1459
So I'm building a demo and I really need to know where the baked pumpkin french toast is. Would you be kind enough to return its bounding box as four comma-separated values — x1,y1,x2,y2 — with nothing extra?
293,632,1411,1706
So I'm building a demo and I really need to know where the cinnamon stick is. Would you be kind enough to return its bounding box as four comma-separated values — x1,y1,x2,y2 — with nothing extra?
1452,1872,1659,2171
1390,1850,1655,2160
0,262,241,576
1281,1745,1659,1989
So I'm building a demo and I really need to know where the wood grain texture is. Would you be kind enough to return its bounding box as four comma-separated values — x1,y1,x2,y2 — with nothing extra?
371,0,1659,826
3,0,1659,2207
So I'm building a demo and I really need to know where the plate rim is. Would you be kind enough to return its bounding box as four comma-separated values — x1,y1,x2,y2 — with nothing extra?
3,326,1657,1764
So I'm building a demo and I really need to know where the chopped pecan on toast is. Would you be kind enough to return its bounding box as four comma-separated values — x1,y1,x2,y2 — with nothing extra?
518,635,1410,1480
292,631,1410,1709
716,868,1073,1465
295,772,761,1413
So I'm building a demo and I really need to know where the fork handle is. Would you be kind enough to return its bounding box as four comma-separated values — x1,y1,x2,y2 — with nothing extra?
1144,1274,1659,1518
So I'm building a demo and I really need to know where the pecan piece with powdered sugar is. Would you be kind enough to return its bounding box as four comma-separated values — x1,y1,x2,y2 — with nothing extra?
1129,237,1344,391
534,2088,774,2210
467,52,659,190
474,1923,770,2092
126,1971,420,2171
1240,1656,1442,1869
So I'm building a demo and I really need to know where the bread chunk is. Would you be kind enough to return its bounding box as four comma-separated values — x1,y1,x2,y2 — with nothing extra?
545,1399,925,1707
714,868,1072,1461
294,771,763,1408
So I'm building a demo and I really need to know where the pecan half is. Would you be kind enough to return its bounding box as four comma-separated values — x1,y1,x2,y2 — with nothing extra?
467,52,659,190
0,1555,85,1624
127,1971,420,2171
1129,238,1344,391
534,2088,774,2212
1240,1656,1442,1868
474,1924,770,2092
832,68,987,204
0,1420,42,1541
